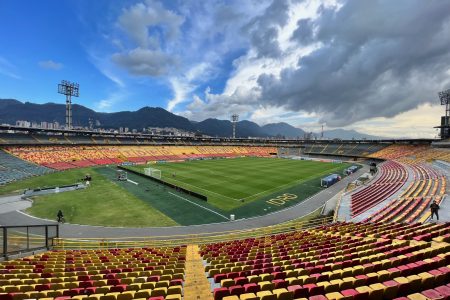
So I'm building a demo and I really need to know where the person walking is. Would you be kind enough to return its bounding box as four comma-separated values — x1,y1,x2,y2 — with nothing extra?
430,200,440,221
57,210,64,223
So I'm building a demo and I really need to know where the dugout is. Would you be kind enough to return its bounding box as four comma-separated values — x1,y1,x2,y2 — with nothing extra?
344,165,358,175
321,174,341,188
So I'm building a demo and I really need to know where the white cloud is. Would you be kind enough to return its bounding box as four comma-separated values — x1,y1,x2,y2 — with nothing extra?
38,60,63,70
250,105,317,126
167,77,193,111
94,90,129,112
112,47,176,77
112,0,184,77
97,99,113,110
0,56,20,79
348,103,443,138
94,0,449,138
118,0,183,48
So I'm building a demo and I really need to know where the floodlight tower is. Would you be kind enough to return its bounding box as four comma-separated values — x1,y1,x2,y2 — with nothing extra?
437,89,450,139
58,80,79,130
231,114,239,138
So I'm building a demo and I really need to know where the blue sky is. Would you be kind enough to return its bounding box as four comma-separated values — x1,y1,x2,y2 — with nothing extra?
1,0,449,138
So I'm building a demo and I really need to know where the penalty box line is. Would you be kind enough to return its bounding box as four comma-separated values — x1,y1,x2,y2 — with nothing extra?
168,192,230,220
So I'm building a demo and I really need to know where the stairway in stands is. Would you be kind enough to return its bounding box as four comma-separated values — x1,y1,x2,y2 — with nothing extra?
184,245,213,300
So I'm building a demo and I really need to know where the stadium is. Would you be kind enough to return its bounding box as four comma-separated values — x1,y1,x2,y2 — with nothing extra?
1,1,450,300
1,124,450,300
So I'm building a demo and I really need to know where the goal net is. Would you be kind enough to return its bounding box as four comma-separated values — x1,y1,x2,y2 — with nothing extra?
144,167,162,179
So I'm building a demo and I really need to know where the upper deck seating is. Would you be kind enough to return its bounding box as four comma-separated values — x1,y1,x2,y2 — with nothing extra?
0,150,51,185
3,146,277,170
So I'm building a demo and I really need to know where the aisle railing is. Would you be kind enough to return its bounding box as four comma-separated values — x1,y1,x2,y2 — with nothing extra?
1,224,59,258
54,216,333,249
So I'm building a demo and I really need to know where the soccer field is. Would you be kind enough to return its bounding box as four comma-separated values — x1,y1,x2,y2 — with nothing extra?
129,157,350,211
4,157,352,226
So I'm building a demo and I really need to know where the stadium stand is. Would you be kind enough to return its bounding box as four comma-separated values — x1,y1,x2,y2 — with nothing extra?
0,133,36,144
0,149,51,185
350,161,408,217
365,164,447,223
370,144,450,163
1,222,449,300
201,221,450,300
304,143,387,157
0,246,186,300
1,129,450,299
2,146,277,170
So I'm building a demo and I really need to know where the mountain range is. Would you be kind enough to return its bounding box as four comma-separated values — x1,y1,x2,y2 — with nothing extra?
0,99,382,139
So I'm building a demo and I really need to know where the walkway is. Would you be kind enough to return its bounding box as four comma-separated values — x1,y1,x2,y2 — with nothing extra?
0,195,30,214
184,245,212,300
0,165,368,238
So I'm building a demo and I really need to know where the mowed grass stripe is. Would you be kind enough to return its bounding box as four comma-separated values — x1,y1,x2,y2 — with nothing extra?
131,157,350,211
166,159,339,198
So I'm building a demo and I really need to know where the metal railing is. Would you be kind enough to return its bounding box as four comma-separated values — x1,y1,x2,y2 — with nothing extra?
1,224,59,259
54,216,333,249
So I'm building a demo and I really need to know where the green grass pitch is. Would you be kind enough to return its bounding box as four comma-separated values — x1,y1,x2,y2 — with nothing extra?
128,157,350,214
2,157,351,226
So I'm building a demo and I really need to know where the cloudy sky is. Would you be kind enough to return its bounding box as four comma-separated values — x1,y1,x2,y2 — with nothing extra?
1,0,450,138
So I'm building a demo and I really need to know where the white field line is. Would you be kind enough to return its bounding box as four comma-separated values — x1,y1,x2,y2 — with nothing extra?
149,161,346,203
168,192,230,220
126,179,139,185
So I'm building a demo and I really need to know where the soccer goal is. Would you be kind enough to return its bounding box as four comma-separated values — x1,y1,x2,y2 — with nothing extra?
144,167,162,179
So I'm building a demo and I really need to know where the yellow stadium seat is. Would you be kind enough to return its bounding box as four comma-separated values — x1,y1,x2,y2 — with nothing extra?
134,289,152,299
325,292,346,300
240,293,258,300
165,294,182,300
221,279,235,288
260,274,274,282
127,283,141,291
87,294,103,300
405,294,427,300
223,296,239,300
272,288,293,300
417,272,434,289
256,291,277,300
18,285,34,292
155,280,169,288
406,275,422,293
319,281,340,293
140,282,155,290
47,291,63,298
285,277,300,286
117,292,133,300
368,283,385,300
25,291,47,299
150,287,167,297
247,275,261,283
96,287,111,294
167,285,182,295
258,281,275,291
377,270,390,282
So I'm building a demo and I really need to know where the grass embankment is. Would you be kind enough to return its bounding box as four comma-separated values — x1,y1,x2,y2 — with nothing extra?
0,168,178,227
